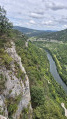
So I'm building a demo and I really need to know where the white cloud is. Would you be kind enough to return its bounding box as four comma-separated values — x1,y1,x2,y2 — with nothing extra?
43,0,67,11
63,25,67,28
29,12,44,19
29,20,36,24
33,10,44,15
0,0,67,30
42,20,53,25
49,3,67,11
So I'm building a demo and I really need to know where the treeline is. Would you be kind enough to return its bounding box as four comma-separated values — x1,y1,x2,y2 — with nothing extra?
37,29,67,42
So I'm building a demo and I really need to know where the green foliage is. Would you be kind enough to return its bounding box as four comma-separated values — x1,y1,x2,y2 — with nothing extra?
34,41,67,85
14,62,25,80
0,73,6,93
0,49,13,68
15,39,67,119
31,86,45,108
21,108,28,119
3,53,13,65
0,110,3,115
33,100,66,119
7,103,17,116
0,11,67,118
37,29,67,42
20,107,30,119
6,95,22,117
0,6,13,35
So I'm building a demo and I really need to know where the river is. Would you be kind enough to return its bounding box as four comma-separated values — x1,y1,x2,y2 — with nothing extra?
46,50,67,94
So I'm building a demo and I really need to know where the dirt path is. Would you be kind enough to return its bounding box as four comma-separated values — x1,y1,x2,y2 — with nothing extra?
61,103,67,117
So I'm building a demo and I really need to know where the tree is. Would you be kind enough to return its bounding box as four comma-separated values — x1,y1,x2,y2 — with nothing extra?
31,86,45,108
0,6,13,35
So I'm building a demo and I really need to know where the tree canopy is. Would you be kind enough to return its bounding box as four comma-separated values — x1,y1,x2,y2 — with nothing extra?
0,6,13,35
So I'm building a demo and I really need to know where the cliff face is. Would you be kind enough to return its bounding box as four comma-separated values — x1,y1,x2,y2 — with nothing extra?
0,41,32,119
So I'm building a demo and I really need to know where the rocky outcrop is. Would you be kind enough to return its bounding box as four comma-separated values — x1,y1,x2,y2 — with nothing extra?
0,115,8,119
25,41,28,47
0,41,32,119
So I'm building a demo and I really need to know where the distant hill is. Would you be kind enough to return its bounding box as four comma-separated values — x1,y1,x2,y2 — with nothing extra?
14,26,67,42
13,26,55,37
37,29,67,42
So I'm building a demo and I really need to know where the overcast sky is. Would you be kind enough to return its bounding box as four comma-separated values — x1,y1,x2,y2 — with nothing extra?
0,0,67,30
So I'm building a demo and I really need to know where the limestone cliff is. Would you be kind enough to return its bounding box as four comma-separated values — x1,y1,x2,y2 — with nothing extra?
0,41,32,119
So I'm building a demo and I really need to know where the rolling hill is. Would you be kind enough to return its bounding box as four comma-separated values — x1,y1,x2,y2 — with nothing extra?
13,26,55,37
37,29,67,42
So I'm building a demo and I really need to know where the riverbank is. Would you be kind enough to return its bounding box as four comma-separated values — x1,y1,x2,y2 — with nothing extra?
33,41,67,86
45,50,67,94
44,48,67,84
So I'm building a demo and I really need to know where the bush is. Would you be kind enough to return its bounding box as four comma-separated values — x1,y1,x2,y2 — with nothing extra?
31,86,45,108
8,104,17,115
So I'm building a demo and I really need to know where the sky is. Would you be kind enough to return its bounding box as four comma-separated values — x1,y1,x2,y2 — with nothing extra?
0,0,67,30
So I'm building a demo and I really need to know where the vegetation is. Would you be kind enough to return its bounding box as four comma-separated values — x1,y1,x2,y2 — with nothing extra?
0,73,6,94
37,29,67,42
15,39,67,119
0,44,13,70
13,26,51,37
0,6,67,119
31,86,45,108
0,6,13,35
15,26,67,42
34,41,67,85
0,6,24,118
14,62,25,80
20,104,32,119
6,95,21,118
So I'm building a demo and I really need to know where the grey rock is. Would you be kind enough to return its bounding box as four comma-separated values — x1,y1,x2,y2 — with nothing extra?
0,41,32,119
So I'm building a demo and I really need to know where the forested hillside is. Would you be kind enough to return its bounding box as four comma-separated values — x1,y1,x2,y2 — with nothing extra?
14,26,54,37
15,38,67,119
33,41,67,86
37,29,67,42
0,6,67,119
